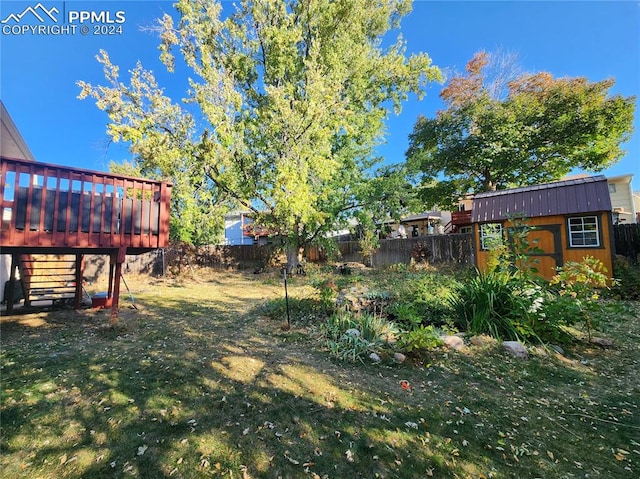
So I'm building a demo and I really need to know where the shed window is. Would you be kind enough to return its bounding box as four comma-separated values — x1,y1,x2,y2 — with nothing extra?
568,216,600,247
480,223,504,250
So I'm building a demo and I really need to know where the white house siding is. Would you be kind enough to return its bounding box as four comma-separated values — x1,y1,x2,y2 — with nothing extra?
608,175,637,224
223,212,255,245
1,101,35,302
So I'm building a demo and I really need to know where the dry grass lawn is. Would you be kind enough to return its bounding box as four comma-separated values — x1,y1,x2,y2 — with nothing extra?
1,269,639,478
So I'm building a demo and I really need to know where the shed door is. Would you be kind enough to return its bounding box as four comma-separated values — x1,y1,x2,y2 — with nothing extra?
508,225,562,281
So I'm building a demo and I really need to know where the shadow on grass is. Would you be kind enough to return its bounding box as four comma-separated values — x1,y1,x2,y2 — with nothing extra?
1,276,638,479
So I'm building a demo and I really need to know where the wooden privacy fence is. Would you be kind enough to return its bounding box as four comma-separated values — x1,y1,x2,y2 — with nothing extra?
331,234,474,268
82,225,640,279
613,224,640,263
95,234,475,279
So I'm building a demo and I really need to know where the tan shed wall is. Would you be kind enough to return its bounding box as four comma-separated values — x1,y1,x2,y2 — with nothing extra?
475,213,613,281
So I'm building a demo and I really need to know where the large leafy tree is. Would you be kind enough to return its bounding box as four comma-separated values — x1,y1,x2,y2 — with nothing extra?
406,51,635,209
78,0,441,262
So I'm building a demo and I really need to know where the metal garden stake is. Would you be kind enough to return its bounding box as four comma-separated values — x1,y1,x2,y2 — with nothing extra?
283,266,291,328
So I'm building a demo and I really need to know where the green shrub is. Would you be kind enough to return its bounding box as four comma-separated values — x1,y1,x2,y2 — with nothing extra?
397,325,443,353
549,256,616,339
388,301,423,330
609,256,640,301
392,272,459,327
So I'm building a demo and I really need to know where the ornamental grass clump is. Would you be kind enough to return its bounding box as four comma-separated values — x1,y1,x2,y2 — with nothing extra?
449,270,533,341
322,313,398,362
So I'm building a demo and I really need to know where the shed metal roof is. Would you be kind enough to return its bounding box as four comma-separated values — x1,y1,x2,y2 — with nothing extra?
471,176,612,223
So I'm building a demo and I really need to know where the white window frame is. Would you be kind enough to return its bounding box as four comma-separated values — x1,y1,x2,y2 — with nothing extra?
480,223,504,250
567,216,600,248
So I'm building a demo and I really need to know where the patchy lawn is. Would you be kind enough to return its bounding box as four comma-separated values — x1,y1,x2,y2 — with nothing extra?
1,269,638,478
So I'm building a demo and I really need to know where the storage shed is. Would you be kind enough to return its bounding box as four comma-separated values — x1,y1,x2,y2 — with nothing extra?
471,176,614,280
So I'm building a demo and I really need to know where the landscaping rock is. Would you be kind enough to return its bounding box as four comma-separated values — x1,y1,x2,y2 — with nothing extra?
441,335,465,351
369,352,381,363
503,341,528,359
393,352,406,363
549,344,565,355
345,328,361,338
590,337,614,348
335,286,392,315
470,335,497,347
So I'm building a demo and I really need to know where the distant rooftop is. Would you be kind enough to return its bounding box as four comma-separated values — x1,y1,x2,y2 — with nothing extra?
471,176,612,223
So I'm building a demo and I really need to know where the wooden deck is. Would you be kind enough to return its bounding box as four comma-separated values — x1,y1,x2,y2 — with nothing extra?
1,157,171,253
1,157,172,320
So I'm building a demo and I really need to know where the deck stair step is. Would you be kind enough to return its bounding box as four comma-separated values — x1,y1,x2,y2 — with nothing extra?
19,255,77,304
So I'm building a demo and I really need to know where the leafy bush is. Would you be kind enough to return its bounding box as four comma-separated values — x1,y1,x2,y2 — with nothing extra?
549,256,615,339
609,256,640,301
388,301,423,330
392,272,459,327
397,325,443,353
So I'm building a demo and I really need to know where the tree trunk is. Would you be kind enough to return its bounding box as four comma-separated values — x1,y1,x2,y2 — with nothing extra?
285,244,303,274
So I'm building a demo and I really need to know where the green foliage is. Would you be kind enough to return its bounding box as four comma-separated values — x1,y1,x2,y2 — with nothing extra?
261,297,331,324
392,272,460,327
358,229,380,267
449,271,533,341
609,256,640,301
322,313,397,362
485,214,544,280
406,50,635,208
397,325,443,353
451,215,568,342
449,253,617,344
550,256,610,299
79,0,441,247
389,301,423,330
549,256,615,339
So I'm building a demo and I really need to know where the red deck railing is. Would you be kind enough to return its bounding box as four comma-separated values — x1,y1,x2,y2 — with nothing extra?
1,157,172,252
451,210,472,226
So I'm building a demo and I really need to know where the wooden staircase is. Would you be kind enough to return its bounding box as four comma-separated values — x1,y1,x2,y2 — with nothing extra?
19,254,78,306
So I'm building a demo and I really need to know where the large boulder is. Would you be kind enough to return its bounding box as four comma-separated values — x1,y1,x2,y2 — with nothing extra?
441,335,465,351
503,341,528,359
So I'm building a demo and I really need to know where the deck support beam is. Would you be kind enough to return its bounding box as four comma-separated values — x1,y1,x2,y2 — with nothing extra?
74,254,84,309
5,254,20,314
109,247,126,325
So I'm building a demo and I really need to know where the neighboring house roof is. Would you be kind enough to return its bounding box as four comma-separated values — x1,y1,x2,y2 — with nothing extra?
401,212,442,222
1,101,36,162
471,176,612,223
607,174,634,184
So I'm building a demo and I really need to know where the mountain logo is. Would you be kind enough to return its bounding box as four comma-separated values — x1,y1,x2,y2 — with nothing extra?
1,3,59,24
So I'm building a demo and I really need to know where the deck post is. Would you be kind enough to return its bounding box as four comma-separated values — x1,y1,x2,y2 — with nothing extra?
110,247,126,325
108,259,115,300
74,254,84,309
5,254,19,313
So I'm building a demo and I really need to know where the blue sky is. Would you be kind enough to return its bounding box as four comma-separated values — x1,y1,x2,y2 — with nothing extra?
1,0,638,189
